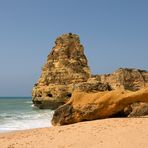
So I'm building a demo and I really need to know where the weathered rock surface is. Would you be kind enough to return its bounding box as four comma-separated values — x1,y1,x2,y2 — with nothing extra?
32,33,91,109
92,68,148,91
128,102,148,117
74,82,112,92
32,33,148,110
52,87,148,125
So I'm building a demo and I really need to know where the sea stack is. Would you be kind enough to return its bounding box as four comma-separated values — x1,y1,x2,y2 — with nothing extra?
32,33,148,116
32,33,91,109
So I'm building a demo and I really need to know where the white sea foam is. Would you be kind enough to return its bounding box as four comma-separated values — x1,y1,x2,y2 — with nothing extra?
25,101,32,104
0,111,54,132
0,98,54,133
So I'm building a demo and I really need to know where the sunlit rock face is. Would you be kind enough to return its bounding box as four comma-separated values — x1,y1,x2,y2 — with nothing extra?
52,87,148,126
32,33,91,109
32,33,148,110
92,68,148,91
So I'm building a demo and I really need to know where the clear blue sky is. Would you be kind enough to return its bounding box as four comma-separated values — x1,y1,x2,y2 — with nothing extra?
0,0,148,96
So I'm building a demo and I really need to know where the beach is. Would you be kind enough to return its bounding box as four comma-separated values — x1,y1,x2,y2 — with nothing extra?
0,117,148,148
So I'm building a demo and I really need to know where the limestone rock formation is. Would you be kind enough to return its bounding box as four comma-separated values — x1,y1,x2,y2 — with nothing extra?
32,33,91,109
52,87,148,125
32,33,148,111
92,68,148,91
74,82,111,92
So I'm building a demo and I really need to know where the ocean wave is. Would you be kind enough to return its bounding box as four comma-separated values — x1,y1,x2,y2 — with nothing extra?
0,110,54,132
25,101,32,104
0,98,54,132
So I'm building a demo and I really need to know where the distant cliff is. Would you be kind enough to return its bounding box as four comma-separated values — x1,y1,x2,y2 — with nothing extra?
32,33,148,109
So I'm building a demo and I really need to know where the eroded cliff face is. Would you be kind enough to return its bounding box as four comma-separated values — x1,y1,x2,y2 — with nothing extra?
92,68,148,91
32,33,91,109
32,33,148,110
38,33,91,85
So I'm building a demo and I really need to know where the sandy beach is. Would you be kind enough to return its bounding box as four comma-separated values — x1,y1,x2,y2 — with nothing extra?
0,117,148,148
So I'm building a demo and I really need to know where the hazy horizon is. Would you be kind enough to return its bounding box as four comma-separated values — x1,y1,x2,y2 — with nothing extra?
0,0,148,96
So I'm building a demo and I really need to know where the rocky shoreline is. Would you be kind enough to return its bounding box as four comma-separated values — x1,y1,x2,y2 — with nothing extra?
32,33,148,125
52,87,148,125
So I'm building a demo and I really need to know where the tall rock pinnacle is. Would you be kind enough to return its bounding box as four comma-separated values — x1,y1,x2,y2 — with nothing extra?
32,33,91,109
38,33,90,85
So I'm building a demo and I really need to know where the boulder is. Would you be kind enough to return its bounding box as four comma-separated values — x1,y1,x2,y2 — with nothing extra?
52,87,148,125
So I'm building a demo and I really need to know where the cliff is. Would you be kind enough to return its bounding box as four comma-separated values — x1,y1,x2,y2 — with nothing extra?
32,33,91,109
32,33,148,110
91,68,148,91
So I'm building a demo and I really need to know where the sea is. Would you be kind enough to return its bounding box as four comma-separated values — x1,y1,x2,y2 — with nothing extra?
0,97,54,133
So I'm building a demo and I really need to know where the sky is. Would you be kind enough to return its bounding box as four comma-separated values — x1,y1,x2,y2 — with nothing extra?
0,0,148,96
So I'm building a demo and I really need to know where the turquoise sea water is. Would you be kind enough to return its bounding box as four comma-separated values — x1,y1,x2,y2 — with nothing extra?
0,97,53,133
